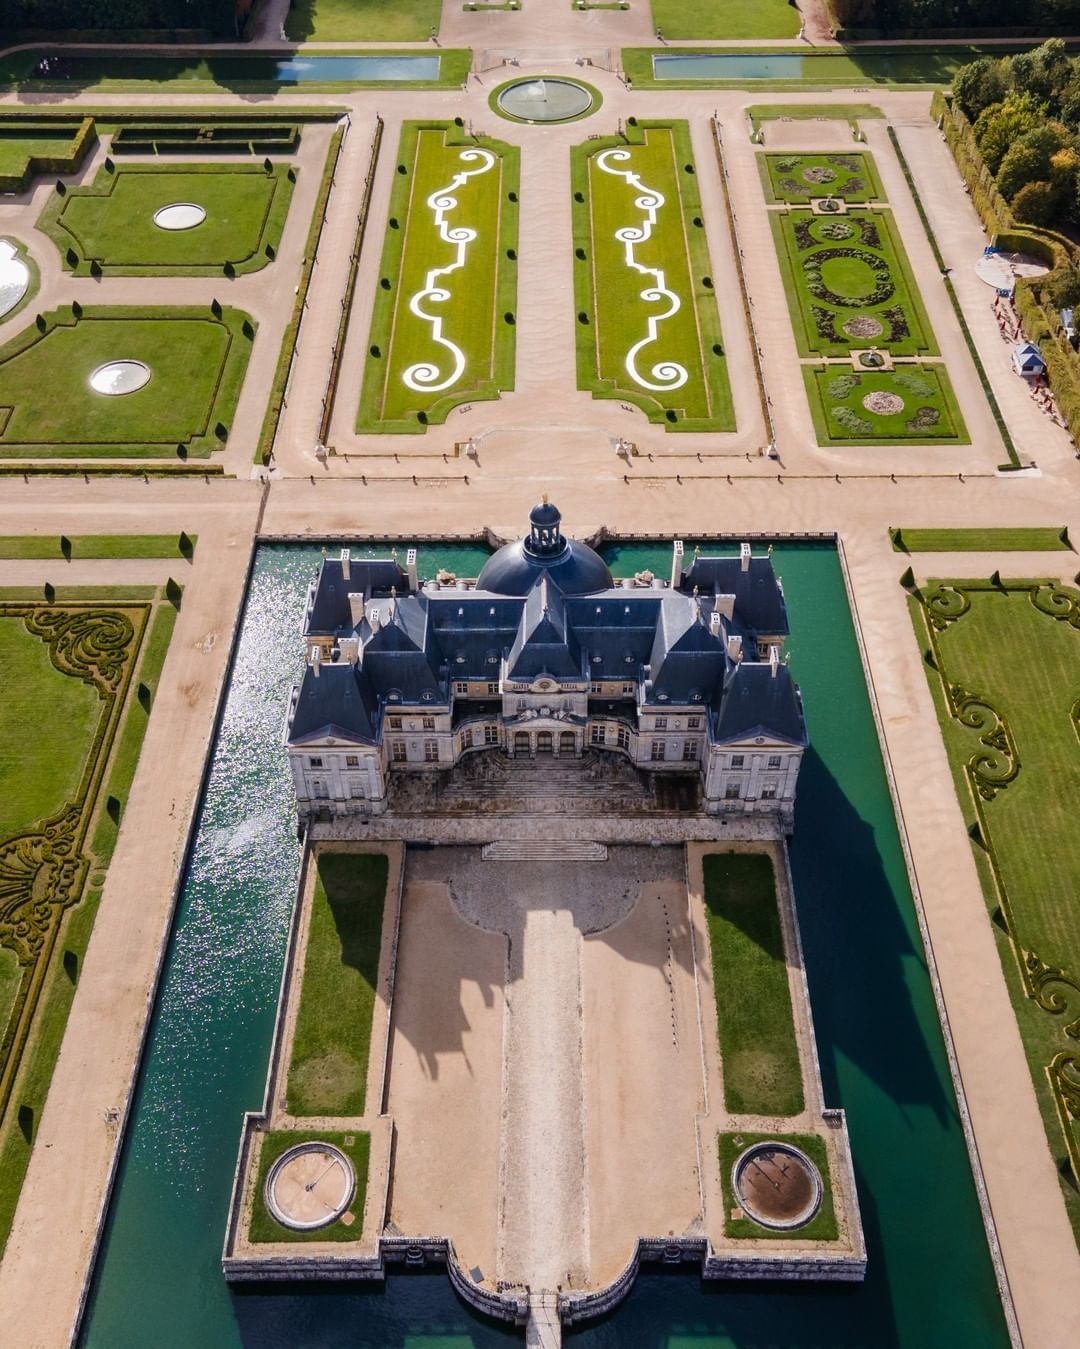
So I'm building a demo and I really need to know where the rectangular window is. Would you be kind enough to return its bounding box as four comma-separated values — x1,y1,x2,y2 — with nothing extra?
654,716,667,730
768,754,782,769
349,778,364,799
308,756,323,768
682,740,699,761
731,754,745,768
389,717,402,730
617,726,630,750
590,681,601,694
590,724,605,745
462,727,473,750
392,741,407,762
312,779,329,799
761,782,778,800
725,782,741,800
455,682,468,695
484,724,499,745
423,717,436,731
345,755,359,768
424,740,439,762
487,682,499,696
622,683,635,695
688,716,700,730
651,741,666,762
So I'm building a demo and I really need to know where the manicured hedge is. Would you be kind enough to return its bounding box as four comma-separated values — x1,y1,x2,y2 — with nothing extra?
0,116,96,193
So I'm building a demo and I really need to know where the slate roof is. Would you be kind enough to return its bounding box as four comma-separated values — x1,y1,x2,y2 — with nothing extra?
476,536,614,597
289,660,379,744
647,594,727,704
506,576,582,679
681,555,789,636
710,661,807,746
305,556,408,636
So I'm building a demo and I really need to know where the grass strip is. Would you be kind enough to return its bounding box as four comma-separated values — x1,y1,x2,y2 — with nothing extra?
0,533,195,560
286,852,388,1118
718,1131,838,1240
357,121,519,433
256,126,344,465
572,119,733,432
746,104,884,138
802,364,968,447
891,527,1070,552
249,1129,370,1243
650,0,798,39
285,0,441,42
704,851,804,1117
886,126,1021,469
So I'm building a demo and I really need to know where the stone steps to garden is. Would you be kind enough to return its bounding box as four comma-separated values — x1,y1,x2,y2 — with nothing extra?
481,840,607,862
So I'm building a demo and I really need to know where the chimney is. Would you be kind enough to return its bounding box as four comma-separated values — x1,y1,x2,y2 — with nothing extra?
340,547,350,582
727,633,743,662
311,646,321,678
348,592,364,627
709,610,722,637
740,542,751,573
406,547,418,590
368,607,381,633
671,539,684,588
770,644,779,678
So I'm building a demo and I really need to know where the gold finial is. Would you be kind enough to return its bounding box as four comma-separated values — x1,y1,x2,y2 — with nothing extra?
541,492,549,505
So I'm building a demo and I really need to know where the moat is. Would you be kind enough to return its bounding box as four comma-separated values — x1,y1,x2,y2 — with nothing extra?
81,540,1008,1348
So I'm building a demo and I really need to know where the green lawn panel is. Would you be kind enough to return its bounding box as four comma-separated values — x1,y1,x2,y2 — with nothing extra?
250,1130,370,1243
0,308,254,458
0,617,99,838
803,365,968,446
572,120,733,431
38,163,295,276
0,534,195,560
650,0,799,40
892,528,1070,552
703,851,804,1117
758,152,885,204
358,122,518,432
286,0,441,42
287,852,388,1118
718,1130,838,1240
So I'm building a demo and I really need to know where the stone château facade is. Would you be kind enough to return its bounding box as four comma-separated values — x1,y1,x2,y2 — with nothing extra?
285,502,807,828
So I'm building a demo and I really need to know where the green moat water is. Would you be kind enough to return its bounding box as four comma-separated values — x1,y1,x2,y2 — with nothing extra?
81,541,1009,1348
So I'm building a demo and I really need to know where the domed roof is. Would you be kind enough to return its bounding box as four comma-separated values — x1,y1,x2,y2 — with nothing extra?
477,499,613,597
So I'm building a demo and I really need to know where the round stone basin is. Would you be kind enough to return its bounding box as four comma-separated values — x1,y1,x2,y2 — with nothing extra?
0,239,30,320
153,202,206,231
497,77,592,123
89,360,151,396
732,1141,823,1230
266,1142,355,1231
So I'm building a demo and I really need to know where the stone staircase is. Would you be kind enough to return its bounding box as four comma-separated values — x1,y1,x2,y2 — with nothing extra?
481,840,607,862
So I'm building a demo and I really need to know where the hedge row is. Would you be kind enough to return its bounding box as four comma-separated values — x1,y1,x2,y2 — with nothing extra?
0,116,96,193
255,126,345,466
111,122,299,155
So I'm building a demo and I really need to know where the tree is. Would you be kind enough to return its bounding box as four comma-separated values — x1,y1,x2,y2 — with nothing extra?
1012,179,1057,227
1047,263,1080,311
974,93,1046,175
953,57,1010,121
996,121,1075,201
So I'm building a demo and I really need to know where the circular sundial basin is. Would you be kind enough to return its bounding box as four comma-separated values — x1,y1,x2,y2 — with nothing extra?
89,360,151,396
265,1142,355,1231
0,239,30,320
732,1141,823,1230
153,202,207,231
497,77,593,123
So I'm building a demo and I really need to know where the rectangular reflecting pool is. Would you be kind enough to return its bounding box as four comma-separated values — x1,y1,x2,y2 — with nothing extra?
651,50,988,84
5,52,442,88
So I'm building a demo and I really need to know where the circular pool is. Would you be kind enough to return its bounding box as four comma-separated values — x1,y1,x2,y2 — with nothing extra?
732,1141,823,1230
0,239,30,320
265,1142,355,1231
89,360,152,396
153,203,207,231
496,76,593,123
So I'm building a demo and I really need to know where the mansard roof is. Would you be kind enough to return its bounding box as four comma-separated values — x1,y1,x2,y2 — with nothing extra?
680,554,789,635
506,576,582,680
711,661,806,746
305,556,409,635
290,660,379,744
647,594,728,704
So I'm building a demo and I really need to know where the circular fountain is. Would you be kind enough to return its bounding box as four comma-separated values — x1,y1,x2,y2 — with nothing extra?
0,239,31,320
494,76,595,123
153,203,207,231
89,360,152,396
265,1141,355,1231
732,1140,823,1230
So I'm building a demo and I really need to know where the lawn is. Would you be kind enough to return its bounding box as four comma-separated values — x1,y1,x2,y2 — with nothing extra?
38,163,295,277
747,104,885,137
0,307,254,459
758,152,885,205
0,130,79,177
650,0,800,39
286,851,388,1118
250,1130,370,1243
572,120,734,432
286,0,441,42
0,118,93,189
803,365,967,446
771,208,937,358
718,1131,838,1240
703,851,804,1117
892,528,1070,553
0,533,196,560
913,578,1080,1238
357,122,518,433
0,587,175,1255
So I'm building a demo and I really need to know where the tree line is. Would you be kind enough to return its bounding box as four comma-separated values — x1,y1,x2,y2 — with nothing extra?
830,0,1080,27
2,0,248,34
